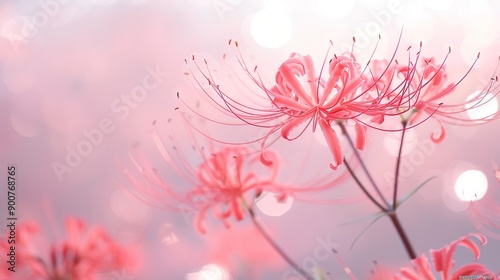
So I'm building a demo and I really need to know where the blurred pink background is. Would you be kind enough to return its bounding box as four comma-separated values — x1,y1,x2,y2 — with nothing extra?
1,0,500,279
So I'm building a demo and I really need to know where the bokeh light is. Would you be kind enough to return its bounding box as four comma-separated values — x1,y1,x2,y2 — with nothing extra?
465,91,499,120
186,264,232,280
454,169,488,201
255,191,294,217
250,7,292,48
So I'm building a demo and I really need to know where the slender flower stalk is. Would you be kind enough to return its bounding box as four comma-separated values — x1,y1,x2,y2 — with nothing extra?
123,119,350,276
392,120,408,210
388,212,416,260
339,121,390,209
248,207,314,280
341,120,417,260
343,158,386,212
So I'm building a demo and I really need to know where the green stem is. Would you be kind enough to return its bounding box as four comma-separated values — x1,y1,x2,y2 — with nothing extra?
392,121,408,210
248,208,314,280
339,122,390,209
340,121,416,260
343,159,387,212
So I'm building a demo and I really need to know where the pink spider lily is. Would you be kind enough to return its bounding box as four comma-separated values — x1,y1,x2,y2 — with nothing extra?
122,120,354,234
185,39,386,170
397,233,498,280
0,217,137,280
184,36,498,169
122,122,285,233
364,49,500,143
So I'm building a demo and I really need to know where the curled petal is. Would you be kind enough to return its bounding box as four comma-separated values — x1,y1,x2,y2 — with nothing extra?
278,63,315,107
195,209,208,234
325,106,350,120
281,116,309,140
430,121,446,143
431,233,487,275
260,150,274,166
319,119,343,169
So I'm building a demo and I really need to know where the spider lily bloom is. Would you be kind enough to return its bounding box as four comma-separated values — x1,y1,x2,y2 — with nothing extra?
364,47,500,143
0,217,137,280
185,40,407,170
123,128,290,234
123,118,355,233
397,233,498,280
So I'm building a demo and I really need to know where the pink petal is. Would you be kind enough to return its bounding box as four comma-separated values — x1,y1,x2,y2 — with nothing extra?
278,63,315,107
260,150,274,166
302,55,319,103
411,254,435,280
455,233,487,260
273,95,310,111
398,268,424,280
319,119,343,169
430,121,446,143
354,122,366,150
430,249,444,272
371,114,385,124
281,116,309,140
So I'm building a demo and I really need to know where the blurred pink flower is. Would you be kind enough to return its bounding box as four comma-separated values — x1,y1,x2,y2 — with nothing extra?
123,130,293,233
123,117,353,234
396,233,498,280
467,165,500,240
0,217,138,280
206,224,284,278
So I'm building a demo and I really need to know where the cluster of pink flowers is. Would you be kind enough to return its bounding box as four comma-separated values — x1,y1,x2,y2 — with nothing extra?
187,39,499,170
0,217,137,280
123,36,500,279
